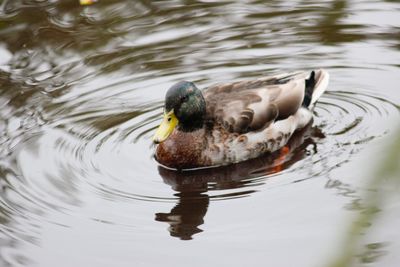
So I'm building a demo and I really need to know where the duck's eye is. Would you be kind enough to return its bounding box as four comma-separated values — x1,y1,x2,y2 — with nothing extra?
181,95,188,102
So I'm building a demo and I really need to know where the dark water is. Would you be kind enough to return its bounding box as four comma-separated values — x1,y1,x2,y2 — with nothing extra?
0,0,400,266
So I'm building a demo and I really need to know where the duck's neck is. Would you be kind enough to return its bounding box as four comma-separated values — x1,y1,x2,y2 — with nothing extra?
177,117,204,132
176,94,206,132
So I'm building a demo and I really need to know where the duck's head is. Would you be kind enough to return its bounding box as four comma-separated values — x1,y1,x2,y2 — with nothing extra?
153,81,206,144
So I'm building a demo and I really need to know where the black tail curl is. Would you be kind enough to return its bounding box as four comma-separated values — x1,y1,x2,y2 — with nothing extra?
302,71,316,108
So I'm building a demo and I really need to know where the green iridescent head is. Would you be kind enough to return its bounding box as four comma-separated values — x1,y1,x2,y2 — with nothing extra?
153,81,206,143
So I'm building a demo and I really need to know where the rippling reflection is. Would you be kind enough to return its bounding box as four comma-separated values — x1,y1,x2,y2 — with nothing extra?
155,192,209,240
1,0,400,266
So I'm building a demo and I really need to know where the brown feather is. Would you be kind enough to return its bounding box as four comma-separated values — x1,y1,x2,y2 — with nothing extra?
203,73,306,133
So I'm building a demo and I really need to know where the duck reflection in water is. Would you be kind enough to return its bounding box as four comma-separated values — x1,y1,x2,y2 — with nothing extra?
155,192,209,240
155,123,323,240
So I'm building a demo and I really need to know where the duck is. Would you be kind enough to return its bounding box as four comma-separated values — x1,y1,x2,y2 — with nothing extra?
153,69,329,170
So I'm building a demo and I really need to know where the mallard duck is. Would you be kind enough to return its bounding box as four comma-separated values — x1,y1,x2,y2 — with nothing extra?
153,69,329,169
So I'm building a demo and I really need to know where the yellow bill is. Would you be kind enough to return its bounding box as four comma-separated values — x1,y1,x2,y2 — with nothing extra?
80,0,97,5
153,110,178,144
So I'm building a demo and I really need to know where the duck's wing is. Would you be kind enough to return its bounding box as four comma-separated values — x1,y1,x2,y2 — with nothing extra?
203,71,310,133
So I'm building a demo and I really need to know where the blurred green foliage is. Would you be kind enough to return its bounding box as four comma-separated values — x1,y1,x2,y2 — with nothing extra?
329,127,400,267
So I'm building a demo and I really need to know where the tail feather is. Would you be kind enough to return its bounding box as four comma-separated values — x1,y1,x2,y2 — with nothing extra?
302,71,316,107
302,69,329,108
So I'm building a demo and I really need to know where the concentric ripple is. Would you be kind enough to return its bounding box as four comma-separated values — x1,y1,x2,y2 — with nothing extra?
1,78,399,265
1,82,398,250
2,61,400,266
10,88,400,208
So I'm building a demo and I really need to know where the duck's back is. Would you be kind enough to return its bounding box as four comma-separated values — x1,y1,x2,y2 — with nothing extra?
203,71,311,133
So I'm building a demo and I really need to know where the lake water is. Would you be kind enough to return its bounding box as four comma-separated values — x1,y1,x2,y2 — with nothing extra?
0,1,399,266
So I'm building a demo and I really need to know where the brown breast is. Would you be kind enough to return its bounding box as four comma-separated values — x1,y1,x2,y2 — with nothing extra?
155,129,208,169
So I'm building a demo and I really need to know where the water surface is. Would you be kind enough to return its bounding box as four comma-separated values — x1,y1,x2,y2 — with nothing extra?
0,1,399,266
